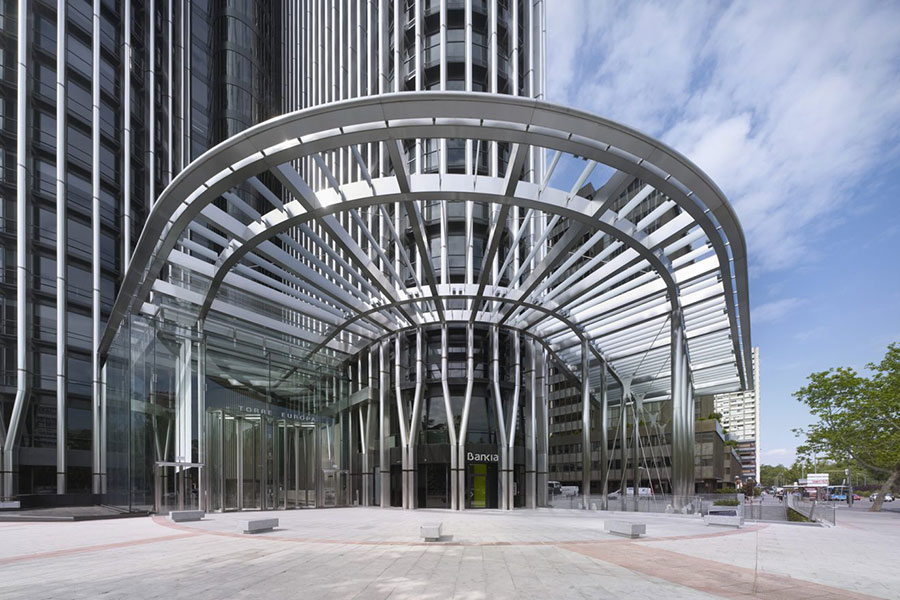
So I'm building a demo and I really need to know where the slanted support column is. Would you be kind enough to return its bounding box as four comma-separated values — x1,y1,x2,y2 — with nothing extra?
440,324,459,511
405,328,425,510
671,309,692,506
580,340,591,509
457,323,475,510
491,326,509,510
505,332,521,510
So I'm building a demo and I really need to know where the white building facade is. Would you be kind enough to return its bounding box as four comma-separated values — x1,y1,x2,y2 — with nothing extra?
714,347,760,481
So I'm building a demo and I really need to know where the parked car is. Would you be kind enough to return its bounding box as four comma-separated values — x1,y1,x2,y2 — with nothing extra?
559,485,580,497
853,494,861,501
870,493,894,502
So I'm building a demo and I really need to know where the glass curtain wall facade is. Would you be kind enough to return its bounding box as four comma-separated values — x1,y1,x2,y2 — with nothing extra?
0,0,281,501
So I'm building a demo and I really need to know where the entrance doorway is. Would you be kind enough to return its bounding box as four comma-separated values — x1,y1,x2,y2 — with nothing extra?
153,461,202,514
466,462,498,508
206,410,319,512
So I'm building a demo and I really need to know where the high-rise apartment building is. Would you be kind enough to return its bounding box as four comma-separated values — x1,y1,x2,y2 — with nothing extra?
713,346,760,481
1,1,752,514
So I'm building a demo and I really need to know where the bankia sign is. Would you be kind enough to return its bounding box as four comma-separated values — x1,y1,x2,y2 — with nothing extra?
467,451,499,463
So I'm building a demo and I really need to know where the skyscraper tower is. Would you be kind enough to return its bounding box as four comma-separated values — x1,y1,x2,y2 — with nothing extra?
0,0,281,500
2,1,752,513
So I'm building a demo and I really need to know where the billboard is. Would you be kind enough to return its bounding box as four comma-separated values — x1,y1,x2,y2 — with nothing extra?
807,473,829,487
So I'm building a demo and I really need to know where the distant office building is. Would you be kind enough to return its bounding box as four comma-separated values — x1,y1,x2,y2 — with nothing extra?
713,347,760,481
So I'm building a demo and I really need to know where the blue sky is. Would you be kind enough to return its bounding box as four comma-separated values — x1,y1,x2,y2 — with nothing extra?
547,0,900,465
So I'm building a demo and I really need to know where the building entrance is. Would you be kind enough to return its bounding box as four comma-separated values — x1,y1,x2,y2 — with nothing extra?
466,462,498,508
205,410,319,511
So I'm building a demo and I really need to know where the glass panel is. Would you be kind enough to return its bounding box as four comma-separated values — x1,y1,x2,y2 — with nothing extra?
241,418,260,509
473,463,487,508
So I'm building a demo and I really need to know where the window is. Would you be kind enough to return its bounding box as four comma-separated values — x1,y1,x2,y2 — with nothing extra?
67,218,91,258
35,110,56,148
67,311,92,351
33,159,55,196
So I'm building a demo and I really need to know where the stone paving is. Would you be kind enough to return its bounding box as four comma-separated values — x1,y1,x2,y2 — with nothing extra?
0,505,896,599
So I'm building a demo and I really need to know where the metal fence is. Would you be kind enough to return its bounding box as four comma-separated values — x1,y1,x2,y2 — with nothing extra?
786,493,836,526
743,498,789,521
547,493,743,515
545,491,829,525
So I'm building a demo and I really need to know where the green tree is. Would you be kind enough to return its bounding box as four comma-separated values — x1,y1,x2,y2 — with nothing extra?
793,343,900,512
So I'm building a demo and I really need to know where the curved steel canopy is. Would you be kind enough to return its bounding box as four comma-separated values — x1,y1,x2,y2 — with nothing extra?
101,92,752,399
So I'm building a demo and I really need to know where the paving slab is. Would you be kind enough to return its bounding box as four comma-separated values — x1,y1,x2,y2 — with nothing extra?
0,506,895,599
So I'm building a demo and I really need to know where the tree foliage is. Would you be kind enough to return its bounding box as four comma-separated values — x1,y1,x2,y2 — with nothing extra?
793,343,900,511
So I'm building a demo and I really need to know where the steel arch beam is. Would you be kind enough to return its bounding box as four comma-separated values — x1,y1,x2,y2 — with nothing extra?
100,93,751,390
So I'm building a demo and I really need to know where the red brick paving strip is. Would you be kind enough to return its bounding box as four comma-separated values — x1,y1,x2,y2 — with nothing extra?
559,540,883,600
0,532,198,566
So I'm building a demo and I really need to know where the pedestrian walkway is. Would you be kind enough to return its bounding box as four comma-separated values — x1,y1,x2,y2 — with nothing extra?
0,506,896,599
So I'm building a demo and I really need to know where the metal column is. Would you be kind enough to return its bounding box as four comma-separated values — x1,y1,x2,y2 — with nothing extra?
91,0,103,495
599,362,609,510
671,310,691,506
491,326,508,510
619,386,628,512
406,329,425,510
3,0,31,501
197,321,206,510
379,340,390,507
457,323,475,510
441,324,459,511
632,396,640,512
525,340,537,509
506,332,521,510
580,340,591,509
394,335,409,509
55,0,68,495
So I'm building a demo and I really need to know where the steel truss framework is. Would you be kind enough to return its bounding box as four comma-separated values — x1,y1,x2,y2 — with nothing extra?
100,92,752,506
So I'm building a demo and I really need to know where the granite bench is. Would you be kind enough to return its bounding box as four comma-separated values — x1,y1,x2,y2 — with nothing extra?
239,518,279,534
704,512,744,528
604,520,646,538
169,510,204,522
420,522,442,542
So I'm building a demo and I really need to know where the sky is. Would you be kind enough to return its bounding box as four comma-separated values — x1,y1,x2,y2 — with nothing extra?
546,0,900,466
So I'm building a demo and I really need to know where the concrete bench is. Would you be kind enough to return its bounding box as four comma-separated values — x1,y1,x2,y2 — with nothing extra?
704,514,744,528
420,522,442,542
239,518,279,534
604,520,646,539
169,510,204,522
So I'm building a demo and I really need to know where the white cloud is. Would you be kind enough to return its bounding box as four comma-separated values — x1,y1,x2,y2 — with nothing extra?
765,448,788,457
546,1,900,271
751,298,806,324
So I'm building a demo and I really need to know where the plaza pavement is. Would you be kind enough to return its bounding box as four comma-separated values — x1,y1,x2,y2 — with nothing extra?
0,504,897,599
